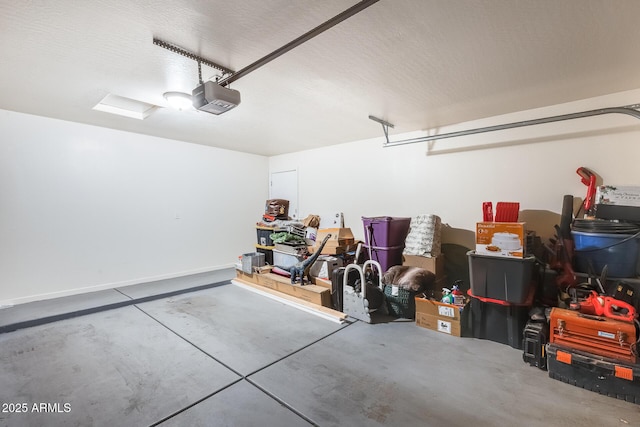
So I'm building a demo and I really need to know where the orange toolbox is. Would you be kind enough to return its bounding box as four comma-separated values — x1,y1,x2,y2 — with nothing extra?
550,307,638,364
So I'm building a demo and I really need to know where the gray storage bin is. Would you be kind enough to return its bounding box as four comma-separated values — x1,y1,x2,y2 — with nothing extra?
241,252,265,274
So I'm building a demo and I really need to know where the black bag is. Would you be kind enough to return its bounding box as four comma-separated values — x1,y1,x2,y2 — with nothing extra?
331,267,359,312
354,271,385,311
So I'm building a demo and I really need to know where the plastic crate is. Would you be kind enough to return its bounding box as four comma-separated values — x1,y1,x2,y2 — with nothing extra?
362,216,411,247
383,285,418,319
468,250,536,304
547,344,640,404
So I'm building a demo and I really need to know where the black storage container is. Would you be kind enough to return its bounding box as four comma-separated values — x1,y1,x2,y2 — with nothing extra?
469,289,532,349
547,344,640,404
467,250,537,304
256,226,276,247
522,320,548,370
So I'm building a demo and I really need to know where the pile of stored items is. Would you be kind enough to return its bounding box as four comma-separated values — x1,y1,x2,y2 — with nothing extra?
235,177,640,404
465,181,640,405
539,181,640,404
235,200,445,321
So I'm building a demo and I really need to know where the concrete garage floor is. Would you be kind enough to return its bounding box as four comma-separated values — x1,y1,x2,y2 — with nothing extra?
1,278,639,426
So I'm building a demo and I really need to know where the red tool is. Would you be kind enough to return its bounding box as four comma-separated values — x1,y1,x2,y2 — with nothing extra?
571,290,637,323
482,202,493,222
576,167,597,215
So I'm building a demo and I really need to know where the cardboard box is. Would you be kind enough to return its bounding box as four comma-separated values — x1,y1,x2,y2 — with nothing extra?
312,277,332,290
416,313,464,336
316,228,355,245
402,254,445,279
235,269,331,307
596,185,640,207
255,273,331,307
315,244,354,255
415,296,469,337
315,228,355,255
236,269,256,283
476,222,526,258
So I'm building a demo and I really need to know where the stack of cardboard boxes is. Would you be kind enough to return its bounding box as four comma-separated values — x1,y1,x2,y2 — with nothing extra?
402,251,471,337
307,227,357,286
313,228,356,255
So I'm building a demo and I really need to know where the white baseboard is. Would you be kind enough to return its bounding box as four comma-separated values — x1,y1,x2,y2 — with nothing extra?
231,279,346,324
1,263,236,308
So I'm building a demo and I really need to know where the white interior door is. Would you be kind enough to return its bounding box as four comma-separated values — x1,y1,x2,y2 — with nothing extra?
270,169,298,219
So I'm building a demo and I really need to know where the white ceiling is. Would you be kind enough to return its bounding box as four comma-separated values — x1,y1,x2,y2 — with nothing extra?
2,0,640,156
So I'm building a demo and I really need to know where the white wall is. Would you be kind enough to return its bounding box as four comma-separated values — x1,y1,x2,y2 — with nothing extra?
0,110,268,305
5,89,640,305
270,89,640,248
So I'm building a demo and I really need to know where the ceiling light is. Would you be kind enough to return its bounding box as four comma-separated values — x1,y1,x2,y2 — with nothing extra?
163,92,193,110
93,93,158,120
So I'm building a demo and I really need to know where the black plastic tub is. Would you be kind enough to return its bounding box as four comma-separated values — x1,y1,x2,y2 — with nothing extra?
468,289,533,349
468,250,536,304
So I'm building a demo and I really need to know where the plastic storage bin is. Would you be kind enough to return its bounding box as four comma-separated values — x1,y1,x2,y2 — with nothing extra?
362,216,411,247
547,344,640,404
468,250,536,304
273,249,304,267
365,245,404,273
572,231,640,278
241,252,265,274
468,289,532,349
256,226,276,246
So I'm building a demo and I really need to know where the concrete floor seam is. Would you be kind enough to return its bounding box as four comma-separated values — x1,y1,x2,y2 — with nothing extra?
132,302,356,379
147,377,245,427
133,302,349,427
244,320,357,378
133,304,245,377
236,322,363,427
114,287,135,300
4,282,639,426
133,299,357,427
243,377,319,427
